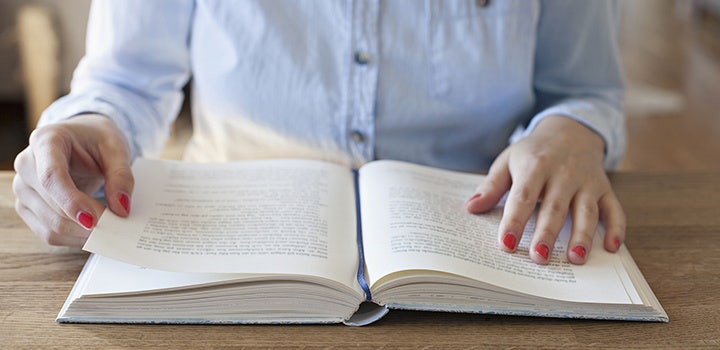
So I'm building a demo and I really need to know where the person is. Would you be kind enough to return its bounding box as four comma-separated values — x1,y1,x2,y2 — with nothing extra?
13,0,626,266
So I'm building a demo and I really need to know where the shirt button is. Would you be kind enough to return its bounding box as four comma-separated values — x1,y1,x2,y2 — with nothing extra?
354,51,371,65
350,130,366,143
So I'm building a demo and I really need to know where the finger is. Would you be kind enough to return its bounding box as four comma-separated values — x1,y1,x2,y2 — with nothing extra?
530,178,576,264
15,146,96,245
567,192,600,264
497,168,547,253
15,200,90,247
29,128,105,230
466,150,511,214
13,175,92,241
14,149,76,220
13,172,66,218
599,191,626,252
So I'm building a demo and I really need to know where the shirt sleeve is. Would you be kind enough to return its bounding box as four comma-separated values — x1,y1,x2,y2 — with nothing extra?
520,0,625,169
37,0,194,159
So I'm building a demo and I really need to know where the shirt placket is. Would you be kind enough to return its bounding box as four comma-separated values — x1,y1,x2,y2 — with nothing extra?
347,0,379,167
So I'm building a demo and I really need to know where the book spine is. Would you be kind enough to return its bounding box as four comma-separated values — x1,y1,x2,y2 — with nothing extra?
353,169,372,301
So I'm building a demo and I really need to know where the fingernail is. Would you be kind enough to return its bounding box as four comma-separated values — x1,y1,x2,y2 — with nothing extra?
502,233,517,251
535,243,550,260
613,237,622,250
77,211,94,229
572,245,587,259
466,193,482,204
118,192,130,213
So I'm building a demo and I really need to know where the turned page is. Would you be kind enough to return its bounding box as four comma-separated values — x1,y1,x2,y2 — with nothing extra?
358,160,641,304
84,158,360,291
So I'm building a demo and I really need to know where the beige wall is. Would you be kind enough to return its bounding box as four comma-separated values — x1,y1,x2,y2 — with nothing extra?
0,0,91,100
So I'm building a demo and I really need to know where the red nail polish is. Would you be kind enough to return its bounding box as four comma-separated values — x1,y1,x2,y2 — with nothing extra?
535,243,549,260
572,245,587,259
466,193,482,204
613,237,621,250
502,234,517,250
119,192,130,213
77,211,94,229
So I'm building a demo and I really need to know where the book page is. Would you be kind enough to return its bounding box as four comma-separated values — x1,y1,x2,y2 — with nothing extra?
359,160,639,304
80,254,245,296
84,158,360,291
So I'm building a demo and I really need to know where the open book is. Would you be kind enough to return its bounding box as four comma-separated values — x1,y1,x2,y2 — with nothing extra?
57,158,667,325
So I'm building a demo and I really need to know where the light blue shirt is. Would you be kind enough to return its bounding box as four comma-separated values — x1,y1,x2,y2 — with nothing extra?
41,0,624,172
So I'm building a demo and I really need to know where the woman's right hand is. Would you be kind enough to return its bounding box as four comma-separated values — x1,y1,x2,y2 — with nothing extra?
13,114,134,247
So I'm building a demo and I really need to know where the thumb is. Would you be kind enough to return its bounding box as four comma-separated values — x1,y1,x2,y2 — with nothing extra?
72,113,135,218
466,150,512,214
101,146,134,217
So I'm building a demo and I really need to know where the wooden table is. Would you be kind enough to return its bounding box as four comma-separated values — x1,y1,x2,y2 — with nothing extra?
1,171,719,349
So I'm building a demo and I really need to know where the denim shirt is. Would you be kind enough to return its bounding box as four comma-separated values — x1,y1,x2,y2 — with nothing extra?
41,0,624,171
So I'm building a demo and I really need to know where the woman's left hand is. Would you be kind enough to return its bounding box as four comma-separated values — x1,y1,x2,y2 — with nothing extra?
465,115,626,265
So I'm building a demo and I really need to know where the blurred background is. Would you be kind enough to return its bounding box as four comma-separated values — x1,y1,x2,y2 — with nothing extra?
0,0,718,171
